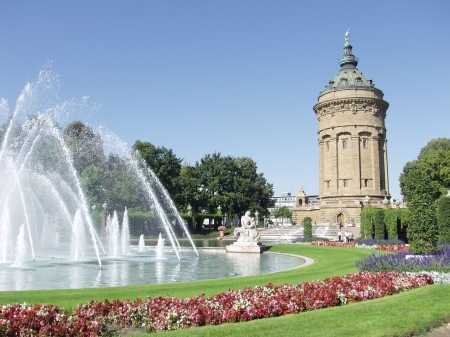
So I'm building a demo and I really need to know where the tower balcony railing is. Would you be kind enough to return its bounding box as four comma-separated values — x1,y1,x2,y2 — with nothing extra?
338,55,359,64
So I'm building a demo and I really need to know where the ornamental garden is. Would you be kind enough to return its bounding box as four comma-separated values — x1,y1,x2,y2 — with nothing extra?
1,240,450,336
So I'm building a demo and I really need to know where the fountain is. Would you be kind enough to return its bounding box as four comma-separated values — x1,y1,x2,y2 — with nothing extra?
0,65,196,269
121,208,130,256
12,224,27,268
156,233,165,259
138,234,146,252
0,66,308,292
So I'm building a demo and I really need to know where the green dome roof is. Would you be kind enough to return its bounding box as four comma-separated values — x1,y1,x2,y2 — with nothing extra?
319,31,383,97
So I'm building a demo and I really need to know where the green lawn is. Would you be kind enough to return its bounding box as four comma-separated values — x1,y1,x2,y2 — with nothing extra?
1,244,449,336
150,285,450,337
0,245,371,309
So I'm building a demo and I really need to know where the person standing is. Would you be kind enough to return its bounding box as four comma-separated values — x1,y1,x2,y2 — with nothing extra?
345,230,349,242
337,230,342,242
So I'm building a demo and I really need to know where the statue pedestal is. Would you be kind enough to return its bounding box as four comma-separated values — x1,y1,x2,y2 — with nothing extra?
226,242,267,253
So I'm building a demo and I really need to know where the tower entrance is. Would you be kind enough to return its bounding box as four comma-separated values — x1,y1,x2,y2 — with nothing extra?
337,213,344,226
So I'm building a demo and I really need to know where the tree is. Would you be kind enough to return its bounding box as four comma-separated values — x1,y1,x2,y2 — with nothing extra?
180,153,274,220
132,140,183,204
106,169,148,211
81,165,105,207
437,193,450,243
177,163,198,213
272,206,292,224
64,121,105,175
400,138,450,253
193,153,238,217
233,156,274,217
419,138,450,158
402,138,450,199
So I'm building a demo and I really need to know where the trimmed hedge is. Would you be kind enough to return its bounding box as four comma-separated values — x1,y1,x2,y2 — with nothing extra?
360,207,408,241
303,217,312,238
374,209,386,240
437,194,450,243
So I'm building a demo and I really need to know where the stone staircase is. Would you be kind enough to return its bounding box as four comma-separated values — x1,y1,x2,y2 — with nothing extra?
260,225,340,243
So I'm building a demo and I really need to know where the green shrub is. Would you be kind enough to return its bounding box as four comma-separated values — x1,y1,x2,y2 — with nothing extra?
384,208,398,239
360,207,376,239
361,207,409,241
403,167,438,254
374,209,386,239
303,217,312,238
437,194,450,243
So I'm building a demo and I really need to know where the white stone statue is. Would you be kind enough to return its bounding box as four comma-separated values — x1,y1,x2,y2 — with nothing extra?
234,211,261,244
345,29,350,43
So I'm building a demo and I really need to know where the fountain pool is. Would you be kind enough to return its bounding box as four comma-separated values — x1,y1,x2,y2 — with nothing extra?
0,66,304,293
0,249,306,291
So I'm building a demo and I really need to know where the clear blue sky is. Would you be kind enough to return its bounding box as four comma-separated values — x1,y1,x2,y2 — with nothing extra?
1,1,449,201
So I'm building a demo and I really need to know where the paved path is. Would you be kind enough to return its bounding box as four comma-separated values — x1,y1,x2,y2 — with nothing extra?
424,322,450,337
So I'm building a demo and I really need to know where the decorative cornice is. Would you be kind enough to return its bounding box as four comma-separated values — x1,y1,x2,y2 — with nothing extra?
317,125,386,135
314,99,388,121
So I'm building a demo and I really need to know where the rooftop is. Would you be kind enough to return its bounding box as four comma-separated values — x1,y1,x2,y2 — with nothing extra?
319,30,384,98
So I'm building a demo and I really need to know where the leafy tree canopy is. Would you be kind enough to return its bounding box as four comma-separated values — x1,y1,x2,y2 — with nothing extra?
400,138,450,202
272,206,292,221
399,138,450,253
64,121,105,175
81,164,105,207
419,138,450,158
179,152,274,219
132,140,183,205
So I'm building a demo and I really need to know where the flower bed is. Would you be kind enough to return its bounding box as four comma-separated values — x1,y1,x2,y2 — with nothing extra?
0,303,107,336
0,272,432,336
408,271,450,284
356,243,450,273
308,241,356,248
304,240,409,253
374,244,409,253
358,239,406,246
299,241,408,253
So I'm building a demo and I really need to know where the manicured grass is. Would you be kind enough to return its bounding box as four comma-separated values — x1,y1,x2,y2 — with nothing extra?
0,245,373,310
1,244,449,336
145,285,450,337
